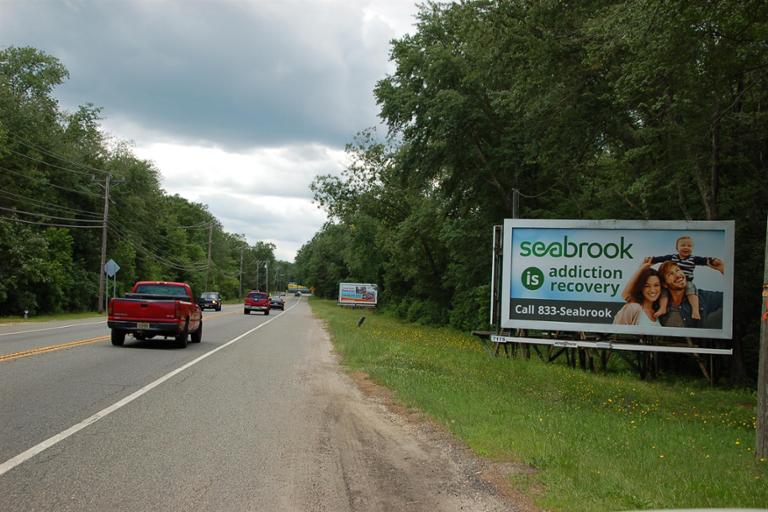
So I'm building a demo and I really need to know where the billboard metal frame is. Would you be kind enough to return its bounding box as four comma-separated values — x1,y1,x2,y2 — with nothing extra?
489,220,734,356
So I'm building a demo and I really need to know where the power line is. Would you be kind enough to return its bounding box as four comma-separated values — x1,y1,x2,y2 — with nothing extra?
109,229,208,272
11,136,111,176
110,194,214,232
108,223,209,272
0,165,101,198
0,205,103,223
111,217,212,254
0,215,103,229
0,189,102,217
8,148,99,177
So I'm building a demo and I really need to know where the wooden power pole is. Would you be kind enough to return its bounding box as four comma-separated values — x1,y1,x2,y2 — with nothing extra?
239,246,244,298
97,173,111,314
757,217,768,459
205,222,213,290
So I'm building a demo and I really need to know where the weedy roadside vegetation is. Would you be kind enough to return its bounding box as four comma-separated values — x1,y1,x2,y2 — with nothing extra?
0,311,102,324
310,298,767,511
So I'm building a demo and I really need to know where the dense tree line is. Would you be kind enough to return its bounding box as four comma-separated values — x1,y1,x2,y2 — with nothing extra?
295,0,768,383
0,46,292,315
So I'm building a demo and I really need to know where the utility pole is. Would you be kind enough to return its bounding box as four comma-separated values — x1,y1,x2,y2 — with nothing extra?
757,216,768,459
512,188,520,219
205,222,213,290
265,261,269,293
239,246,244,298
97,173,111,314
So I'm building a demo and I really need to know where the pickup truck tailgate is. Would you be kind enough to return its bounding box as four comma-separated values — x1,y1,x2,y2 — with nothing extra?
109,296,183,322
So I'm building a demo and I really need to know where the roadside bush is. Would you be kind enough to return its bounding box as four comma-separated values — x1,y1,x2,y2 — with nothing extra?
448,284,491,331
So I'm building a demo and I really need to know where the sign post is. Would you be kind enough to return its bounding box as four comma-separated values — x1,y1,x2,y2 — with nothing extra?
104,259,120,312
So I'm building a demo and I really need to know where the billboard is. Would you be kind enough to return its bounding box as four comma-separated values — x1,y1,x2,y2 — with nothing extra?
338,283,378,306
501,219,734,339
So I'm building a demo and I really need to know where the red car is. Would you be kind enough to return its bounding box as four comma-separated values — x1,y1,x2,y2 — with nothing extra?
244,290,271,315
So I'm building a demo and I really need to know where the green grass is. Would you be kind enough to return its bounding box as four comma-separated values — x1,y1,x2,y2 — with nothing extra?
309,298,767,511
0,311,103,324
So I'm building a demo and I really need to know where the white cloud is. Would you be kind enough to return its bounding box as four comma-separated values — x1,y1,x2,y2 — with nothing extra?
133,141,349,260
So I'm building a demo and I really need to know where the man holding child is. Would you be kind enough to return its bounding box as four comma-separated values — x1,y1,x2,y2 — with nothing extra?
656,259,725,329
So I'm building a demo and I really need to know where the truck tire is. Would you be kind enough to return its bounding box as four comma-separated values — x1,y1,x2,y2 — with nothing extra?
191,320,203,343
175,320,189,348
244,308,249,315
265,309,270,315
111,330,126,346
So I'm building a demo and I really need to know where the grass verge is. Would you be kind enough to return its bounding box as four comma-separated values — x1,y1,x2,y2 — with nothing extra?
309,298,766,511
0,311,102,324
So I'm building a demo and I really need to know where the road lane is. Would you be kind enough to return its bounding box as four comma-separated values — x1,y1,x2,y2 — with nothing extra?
0,301,295,464
0,305,249,358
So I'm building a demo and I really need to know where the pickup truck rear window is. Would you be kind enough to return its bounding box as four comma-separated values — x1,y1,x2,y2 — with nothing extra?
248,293,268,300
135,284,190,297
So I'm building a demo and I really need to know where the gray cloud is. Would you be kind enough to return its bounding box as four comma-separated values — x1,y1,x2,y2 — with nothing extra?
0,0,401,150
0,0,419,260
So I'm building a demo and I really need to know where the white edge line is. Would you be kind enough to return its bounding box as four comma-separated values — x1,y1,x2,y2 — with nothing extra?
0,320,107,337
0,302,299,477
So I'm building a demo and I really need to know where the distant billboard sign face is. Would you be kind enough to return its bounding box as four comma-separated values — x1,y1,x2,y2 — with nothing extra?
338,283,378,305
501,220,734,339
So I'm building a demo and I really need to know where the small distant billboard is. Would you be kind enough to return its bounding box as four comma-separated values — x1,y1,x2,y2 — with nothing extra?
338,283,378,307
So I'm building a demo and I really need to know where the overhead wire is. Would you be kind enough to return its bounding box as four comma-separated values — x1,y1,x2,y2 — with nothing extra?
108,223,209,272
0,189,102,217
111,217,212,253
8,148,102,178
10,136,111,176
0,165,102,198
0,205,103,223
0,216,103,229
108,230,208,273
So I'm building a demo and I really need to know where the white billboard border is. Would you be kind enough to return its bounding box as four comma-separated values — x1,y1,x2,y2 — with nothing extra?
500,219,735,340
338,282,378,307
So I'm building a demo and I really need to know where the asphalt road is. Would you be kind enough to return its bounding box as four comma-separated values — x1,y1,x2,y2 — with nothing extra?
0,298,516,512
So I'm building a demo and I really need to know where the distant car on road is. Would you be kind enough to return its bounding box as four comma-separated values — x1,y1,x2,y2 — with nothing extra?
244,291,270,315
270,296,285,310
198,291,222,311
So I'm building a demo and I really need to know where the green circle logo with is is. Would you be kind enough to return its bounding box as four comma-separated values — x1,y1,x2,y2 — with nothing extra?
521,267,544,291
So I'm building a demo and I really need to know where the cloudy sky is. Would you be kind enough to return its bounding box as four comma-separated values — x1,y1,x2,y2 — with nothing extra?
0,0,422,261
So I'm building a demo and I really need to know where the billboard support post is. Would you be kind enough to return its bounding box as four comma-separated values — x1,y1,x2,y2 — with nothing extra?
490,225,503,331
756,216,768,459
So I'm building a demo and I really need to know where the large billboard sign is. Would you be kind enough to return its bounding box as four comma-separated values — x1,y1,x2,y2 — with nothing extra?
338,283,378,306
501,220,734,339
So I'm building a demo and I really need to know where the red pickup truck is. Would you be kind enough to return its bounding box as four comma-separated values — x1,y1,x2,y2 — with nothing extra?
108,281,203,348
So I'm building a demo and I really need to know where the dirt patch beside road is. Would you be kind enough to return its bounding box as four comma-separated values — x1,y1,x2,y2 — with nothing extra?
305,320,539,512
349,371,541,512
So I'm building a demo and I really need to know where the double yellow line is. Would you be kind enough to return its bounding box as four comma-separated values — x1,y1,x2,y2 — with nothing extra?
0,335,110,363
0,308,243,363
